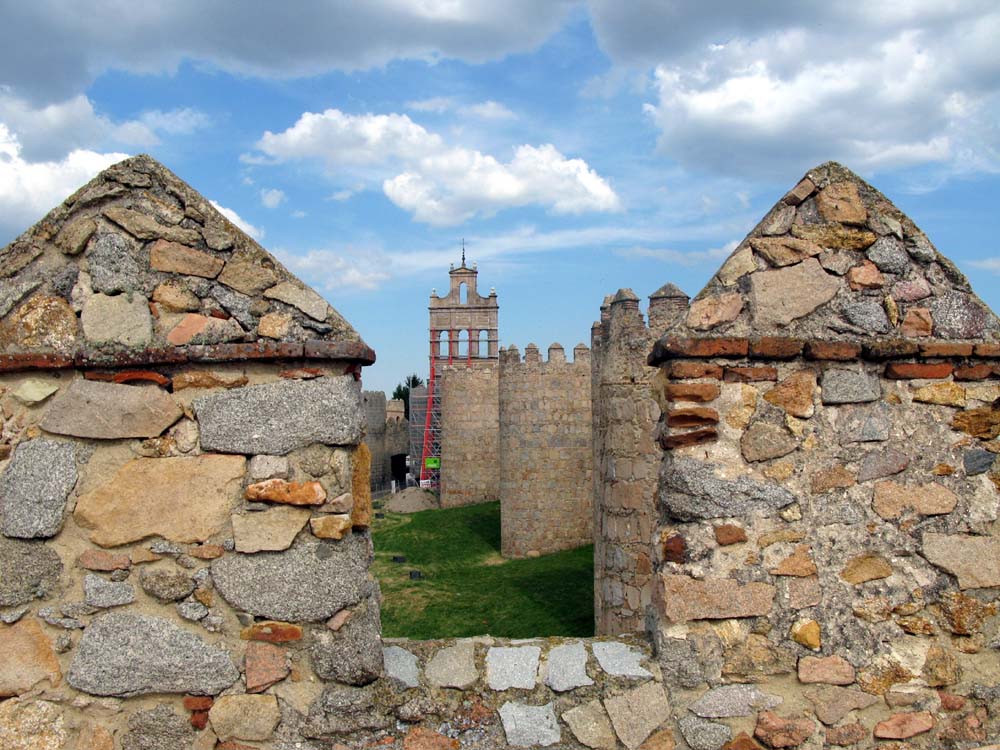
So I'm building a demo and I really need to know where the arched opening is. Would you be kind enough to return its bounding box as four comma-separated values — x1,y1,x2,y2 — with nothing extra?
457,329,469,357
479,329,490,358
459,282,468,304
438,330,448,357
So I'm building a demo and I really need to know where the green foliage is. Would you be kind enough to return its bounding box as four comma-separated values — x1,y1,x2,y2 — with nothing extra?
372,502,593,639
391,373,424,420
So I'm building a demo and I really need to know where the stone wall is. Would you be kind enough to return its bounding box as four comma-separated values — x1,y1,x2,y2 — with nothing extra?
439,365,500,508
0,362,383,750
499,343,593,558
363,391,410,492
640,163,1000,749
591,286,688,636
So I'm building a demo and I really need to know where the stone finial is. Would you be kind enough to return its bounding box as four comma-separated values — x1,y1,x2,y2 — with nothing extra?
504,345,521,363
649,283,688,300
548,343,566,363
573,343,590,363
611,288,640,306
523,344,541,363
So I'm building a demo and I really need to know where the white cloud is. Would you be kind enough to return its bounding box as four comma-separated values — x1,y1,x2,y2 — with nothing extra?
0,91,209,161
208,200,264,241
968,257,1000,275
260,188,286,209
254,109,619,225
0,124,128,241
292,210,307,219
466,100,516,120
406,97,455,113
276,247,391,291
589,2,1000,177
328,189,355,202
2,1,575,104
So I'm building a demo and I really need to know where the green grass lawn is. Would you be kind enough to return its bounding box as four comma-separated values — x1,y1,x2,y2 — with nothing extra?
371,501,594,639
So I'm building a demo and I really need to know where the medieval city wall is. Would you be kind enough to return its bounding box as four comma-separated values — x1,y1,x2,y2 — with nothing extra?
362,391,410,492
591,287,689,636
438,365,500,508
499,343,594,558
641,164,1000,749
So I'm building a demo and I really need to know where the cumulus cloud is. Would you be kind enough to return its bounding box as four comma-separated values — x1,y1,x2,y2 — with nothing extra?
2,1,575,104
275,247,391,291
0,91,209,161
0,124,128,241
589,1,1000,177
254,109,618,225
260,188,286,209
208,200,264,241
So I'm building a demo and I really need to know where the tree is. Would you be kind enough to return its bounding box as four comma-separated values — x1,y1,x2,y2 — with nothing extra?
391,373,424,420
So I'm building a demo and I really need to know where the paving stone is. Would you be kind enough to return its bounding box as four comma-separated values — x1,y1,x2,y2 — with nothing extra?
544,640,593,692
749,258,840,327
804,685,879,725
562,699,616,750
0,439,77,539
86,231,145,294
838,403,891,444
383,645,420,688
0,698,67,750
592,641,652,678
10,379,58,405
661,458,795,521
311,594,383,686
74,455,245,546
498,702,560,748
821,369,880,404
212,536,371,621
264,281,330,321
424,641,478,689
487,645,541,690
120,703,195,750
679,715,731,750
922,533,1000,589
195,376,363,455
232,506,310,553
209,694,280,741
604,681,670,749
0,538,63,607
658,575,775,622
41,379,181,440
67,612,238,697
83,574,135,608
81,292,152,347
0,619,62,697
689,685,782,718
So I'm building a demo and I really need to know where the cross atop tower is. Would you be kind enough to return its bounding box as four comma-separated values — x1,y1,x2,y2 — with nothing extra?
461,238,466,268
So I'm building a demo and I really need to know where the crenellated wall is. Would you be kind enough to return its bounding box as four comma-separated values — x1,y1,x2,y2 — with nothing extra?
439,365,500,507
499,343,593,558
591,285,689,636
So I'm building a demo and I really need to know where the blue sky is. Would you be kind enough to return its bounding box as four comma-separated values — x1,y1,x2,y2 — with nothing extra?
1,2,998,394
